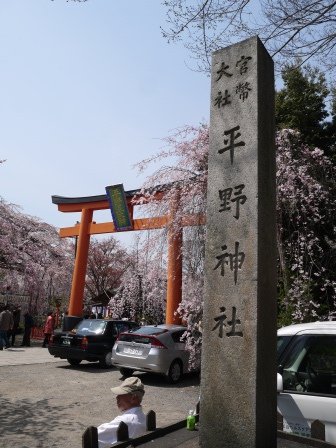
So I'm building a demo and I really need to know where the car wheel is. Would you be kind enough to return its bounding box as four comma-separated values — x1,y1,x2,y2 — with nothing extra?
67,358,82,366
119,368,134,377
167,360,183,384
99,351,113,369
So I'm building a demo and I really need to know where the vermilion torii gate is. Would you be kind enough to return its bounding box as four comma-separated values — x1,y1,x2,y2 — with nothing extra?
52,186,205,328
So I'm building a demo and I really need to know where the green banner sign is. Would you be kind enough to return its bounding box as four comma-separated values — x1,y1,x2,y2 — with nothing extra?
105,184,133,231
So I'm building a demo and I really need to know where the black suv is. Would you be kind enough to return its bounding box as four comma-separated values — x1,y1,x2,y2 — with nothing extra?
48,319,139,368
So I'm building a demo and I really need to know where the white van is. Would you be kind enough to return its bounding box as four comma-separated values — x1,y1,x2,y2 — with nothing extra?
277,321,336,443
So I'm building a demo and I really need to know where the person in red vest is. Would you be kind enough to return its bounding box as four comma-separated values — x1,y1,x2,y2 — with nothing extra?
42,311,55,348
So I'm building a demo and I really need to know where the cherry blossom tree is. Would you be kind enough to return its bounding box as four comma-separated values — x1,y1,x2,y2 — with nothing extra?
133,122,335,356
276,129,336,324
0,197,73,314
134,124,208,331
131,125,209,364
109,234,166,323
85,236,130,305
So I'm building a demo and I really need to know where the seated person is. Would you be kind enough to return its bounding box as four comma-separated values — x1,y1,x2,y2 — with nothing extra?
97,377,146,448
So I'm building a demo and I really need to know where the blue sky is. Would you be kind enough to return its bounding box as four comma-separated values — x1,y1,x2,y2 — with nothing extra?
0,1,210,240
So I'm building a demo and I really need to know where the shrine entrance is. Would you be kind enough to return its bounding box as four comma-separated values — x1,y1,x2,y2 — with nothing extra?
52,185,204,329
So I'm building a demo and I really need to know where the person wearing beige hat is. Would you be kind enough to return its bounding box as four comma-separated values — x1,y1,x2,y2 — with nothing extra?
97,377,146,448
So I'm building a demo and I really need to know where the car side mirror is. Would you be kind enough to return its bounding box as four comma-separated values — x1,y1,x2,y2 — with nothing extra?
277,373,284,393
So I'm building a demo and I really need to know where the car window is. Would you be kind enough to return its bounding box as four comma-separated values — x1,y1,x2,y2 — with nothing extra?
118,326,168,344
119,334,154,344
277,335,292,360
171,330,186,343
130,326,168,336
74,320,107,335
281,335,336,395
114,322,136,335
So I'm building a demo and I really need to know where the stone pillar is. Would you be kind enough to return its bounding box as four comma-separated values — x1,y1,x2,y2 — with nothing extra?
200,36,277,448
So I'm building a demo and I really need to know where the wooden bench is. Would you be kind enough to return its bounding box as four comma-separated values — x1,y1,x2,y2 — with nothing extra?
82,410,156,448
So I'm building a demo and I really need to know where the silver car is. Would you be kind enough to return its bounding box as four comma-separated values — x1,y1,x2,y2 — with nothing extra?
112,324,193,383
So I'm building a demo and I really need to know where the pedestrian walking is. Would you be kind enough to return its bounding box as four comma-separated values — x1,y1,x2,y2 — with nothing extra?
10,306,21,346
21,311,35,347
42,312,55,347
0,305,14,350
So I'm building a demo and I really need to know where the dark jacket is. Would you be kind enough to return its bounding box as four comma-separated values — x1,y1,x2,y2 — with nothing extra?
0,310,14,331
24,313,34,329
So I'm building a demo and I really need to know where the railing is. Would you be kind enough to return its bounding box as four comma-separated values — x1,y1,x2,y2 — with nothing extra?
83,407,332,448
82,408,200,448
31,327,44,339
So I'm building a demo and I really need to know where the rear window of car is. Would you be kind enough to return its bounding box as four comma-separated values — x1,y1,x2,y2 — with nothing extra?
118,326,167,344
119,334,153,344
114,322,139,334
130,326,168,336
74,320,107,335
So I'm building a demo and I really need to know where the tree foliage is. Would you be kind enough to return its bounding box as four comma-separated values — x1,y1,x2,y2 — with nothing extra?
276,66,328,143
276,65,336,159
276,129,336,324
0,197,73,313
109,236,166,324
85,236,130,304
135,124,208,324
162,0,336,74
135,122,336,338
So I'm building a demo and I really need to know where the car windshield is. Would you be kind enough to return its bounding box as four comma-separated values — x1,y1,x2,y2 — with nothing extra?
73,320,107,335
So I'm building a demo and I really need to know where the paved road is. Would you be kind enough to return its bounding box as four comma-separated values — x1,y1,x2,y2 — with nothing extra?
0,346,63,366
0,340,320,448
0,337,200,448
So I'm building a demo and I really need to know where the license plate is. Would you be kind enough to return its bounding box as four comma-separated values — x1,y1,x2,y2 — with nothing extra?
62,339,71,346
123,347,142,356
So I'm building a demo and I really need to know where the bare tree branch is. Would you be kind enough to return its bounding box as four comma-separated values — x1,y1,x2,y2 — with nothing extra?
162,0,336,73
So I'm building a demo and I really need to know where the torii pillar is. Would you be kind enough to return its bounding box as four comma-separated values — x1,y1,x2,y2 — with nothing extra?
166,193,182,325
68,209,92,316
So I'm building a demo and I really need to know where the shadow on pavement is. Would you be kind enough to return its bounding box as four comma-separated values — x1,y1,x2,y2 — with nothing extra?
3,347,26,352
55,363,200,388
56,361,116,374
0,396,83,447
120,371,200,389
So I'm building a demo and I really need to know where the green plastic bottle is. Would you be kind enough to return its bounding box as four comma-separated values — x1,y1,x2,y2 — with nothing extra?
187,410,196,430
